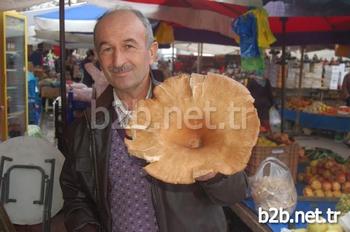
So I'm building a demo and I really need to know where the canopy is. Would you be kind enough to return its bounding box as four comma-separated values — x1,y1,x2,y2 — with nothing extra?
0,0,49,11
32,1,350,47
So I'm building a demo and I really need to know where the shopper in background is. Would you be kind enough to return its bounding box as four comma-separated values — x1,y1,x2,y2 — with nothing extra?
60,8,248,232
29,43,44,67
27,62,41,125
342,72,350,106
81,49,96,87
247,75,275,130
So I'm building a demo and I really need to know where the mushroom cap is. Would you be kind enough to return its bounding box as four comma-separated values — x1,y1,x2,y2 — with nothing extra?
125,73,260,184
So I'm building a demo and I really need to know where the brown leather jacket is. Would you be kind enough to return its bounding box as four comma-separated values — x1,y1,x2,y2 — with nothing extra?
60,84,248,232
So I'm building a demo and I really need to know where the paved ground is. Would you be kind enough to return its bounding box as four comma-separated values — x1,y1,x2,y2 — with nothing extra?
39,112,56,145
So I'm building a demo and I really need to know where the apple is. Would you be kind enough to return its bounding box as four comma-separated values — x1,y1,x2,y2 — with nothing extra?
333,190,342,198
346,172,350,181
318,168,326,176
311,180,322,190
324,190,333,197
324,159,335,169
332,182,341,191
315,189,325,197
336,173,346,184
322,170,332,179
322,181,332,191
342,182,350,193
303,186,314,197
305,175,313,185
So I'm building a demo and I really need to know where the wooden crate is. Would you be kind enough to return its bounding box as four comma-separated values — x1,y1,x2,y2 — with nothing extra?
246,143,299,182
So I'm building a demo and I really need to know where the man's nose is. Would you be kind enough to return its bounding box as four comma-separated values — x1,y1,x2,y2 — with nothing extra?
112,49,127,67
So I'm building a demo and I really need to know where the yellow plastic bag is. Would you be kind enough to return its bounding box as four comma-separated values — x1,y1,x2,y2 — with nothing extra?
155,22,175,44
250,8,276,48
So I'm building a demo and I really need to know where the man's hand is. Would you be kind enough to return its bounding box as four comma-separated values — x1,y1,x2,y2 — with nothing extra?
195,172,218,182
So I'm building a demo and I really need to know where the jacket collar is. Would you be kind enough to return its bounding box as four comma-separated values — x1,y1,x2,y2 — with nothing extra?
95,71,160,109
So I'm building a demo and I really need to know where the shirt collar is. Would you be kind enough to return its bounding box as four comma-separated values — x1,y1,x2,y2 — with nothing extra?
112,78,153,127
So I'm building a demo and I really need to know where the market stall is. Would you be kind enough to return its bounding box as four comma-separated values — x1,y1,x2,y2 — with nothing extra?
234,132,350,232
283,109,350,133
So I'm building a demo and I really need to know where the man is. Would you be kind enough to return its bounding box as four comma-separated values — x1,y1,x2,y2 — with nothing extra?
81,49,97,87
60,8,248,232
29,43,44,67
342,73,350,106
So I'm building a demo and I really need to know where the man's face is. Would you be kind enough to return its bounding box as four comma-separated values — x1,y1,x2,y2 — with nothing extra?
94,11,158,91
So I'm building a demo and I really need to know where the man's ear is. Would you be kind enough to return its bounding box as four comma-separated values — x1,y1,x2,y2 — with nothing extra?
149,41,159,64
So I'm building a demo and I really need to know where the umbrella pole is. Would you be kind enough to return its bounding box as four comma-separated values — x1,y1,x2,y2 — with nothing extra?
294,45,305,135
58,0,66,152
171,42,175,75
197,43,202,73
280,17,288,133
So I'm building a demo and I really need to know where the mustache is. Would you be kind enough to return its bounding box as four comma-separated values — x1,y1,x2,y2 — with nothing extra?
108,64,133,74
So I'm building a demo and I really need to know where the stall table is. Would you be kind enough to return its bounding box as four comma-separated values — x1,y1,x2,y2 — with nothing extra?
283,109,350,132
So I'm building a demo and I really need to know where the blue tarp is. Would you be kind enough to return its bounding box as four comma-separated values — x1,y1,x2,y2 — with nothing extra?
283,109,350,132
37,4,107,20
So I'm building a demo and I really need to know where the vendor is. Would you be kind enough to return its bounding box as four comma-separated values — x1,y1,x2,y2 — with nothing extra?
342,72,350,106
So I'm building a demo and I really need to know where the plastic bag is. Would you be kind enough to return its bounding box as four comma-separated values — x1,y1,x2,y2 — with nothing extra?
26,125,43,138
340,212,350,232
155,22,175,45
241,55,265,72
269,106,281,131
232,13,260,58
249,157,297,215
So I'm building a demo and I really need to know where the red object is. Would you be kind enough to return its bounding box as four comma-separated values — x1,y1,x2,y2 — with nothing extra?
53,45,61,57
125,0,350,45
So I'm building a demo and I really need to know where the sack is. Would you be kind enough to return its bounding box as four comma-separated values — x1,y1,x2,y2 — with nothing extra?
249,157,297,215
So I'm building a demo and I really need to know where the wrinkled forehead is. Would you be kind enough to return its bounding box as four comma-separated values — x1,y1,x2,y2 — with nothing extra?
94,11,147,47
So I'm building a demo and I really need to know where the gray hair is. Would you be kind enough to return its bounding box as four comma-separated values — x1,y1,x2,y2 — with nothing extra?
93,7,154,48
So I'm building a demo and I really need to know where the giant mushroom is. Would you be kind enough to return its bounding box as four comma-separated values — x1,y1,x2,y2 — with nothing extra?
125,73,260,184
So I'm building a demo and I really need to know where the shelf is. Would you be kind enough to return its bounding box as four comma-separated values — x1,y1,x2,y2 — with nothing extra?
6,86,17,90
6,69,17,72
8,111,24,119
5,51,19,55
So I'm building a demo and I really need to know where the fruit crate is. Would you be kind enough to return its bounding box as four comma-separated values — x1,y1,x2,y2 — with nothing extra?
245,143,299,182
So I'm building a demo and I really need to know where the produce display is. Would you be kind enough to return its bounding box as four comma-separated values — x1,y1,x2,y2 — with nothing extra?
305,148,349,164
338,106,350,115
303,101,337,115
126,73,260,184
256,133,294,147
336,194,350,215
286,98,349,116
299,157,350,197
291,220,344,232
287,98,312,110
